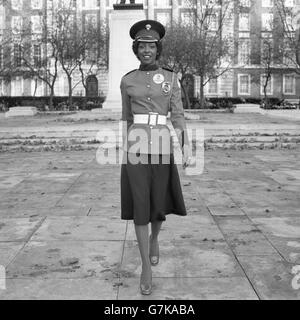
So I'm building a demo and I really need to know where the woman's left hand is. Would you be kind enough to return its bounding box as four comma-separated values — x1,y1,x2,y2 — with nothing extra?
182,144,192,169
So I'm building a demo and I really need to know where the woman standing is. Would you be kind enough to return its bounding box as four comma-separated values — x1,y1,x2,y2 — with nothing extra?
120,20,191,295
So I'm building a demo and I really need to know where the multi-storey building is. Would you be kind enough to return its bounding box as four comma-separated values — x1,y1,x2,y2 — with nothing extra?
0,0,299,101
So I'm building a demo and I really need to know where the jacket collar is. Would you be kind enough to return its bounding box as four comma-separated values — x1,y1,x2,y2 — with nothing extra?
139,63,159,71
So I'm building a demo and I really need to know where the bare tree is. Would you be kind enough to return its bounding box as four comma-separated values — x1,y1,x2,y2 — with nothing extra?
180,0,237,107
53,3,107,106
77,21,108,98
160,22,197,108
275,0,300,74
15,4,60,109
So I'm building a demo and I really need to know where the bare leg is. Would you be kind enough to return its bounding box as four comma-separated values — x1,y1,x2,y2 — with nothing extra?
134,224,152,293
150,221,163,264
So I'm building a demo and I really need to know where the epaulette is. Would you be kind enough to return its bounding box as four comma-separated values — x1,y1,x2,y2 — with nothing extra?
162,67,174,73
123,69,137,77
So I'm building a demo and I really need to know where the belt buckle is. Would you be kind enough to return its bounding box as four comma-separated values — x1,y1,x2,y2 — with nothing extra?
148,112,159,126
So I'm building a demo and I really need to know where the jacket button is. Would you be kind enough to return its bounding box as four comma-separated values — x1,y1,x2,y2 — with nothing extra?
147,85,150,88
150,141,153,145
146,72,150,75
147,97,151,101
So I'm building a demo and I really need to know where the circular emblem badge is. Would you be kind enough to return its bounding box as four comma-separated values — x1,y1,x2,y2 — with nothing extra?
162,81,171,95
153,74,165,84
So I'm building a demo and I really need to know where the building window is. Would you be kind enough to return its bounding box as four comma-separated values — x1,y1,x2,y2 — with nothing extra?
155,0,171,8
181,12,194,26
11,77,23,96
156,12,171,26
0,46,3,69
31,15,43,33
33,44,41,67
262,0,273,7
261,38,273,63
11,0,23,10
285,15,296,31
283,75,295,95
31,78,44,96
239,13,250,31
85,13,97,27
262,13,273,31
238,39,250,65
208,78,218,95
0,6,5,31
260,74,273,95
240,0,250,7
208,13,218,31
283,38,294,65
13,44,22,67
0,78,4,96
285,0,296,7
82,0,100,8
31,0,42,9
60,0,77,9
11,16,22,34
238,74,251,95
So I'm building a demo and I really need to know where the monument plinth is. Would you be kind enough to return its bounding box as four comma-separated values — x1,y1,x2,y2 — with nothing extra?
102,4,145,110
5,107,38,118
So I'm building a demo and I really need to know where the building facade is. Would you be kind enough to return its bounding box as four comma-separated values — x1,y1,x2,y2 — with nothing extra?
0,0,299,100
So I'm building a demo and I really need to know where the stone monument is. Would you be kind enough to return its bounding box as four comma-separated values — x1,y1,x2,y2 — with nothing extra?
102,1,145,110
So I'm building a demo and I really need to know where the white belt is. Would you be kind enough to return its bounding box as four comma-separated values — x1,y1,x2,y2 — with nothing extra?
133,113,167,126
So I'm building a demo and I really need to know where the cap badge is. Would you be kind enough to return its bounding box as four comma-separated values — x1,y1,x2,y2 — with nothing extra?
153,74,165,85
145,24,152,31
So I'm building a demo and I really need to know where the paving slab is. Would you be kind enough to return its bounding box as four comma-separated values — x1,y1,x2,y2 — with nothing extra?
55,192,104,208
207,205,245,216
118,277,258,300
263,170,300,187
238,255,300,300
0,207,91,218
0,242,25,267
0,193,63,211
265,237,300,264
252,217,300,238
0,278,118,300
121,239,243,278
126,215,224,242
7,240,124,280
31,216,126,241
0,217,43,242
215,216,278,256
0,175,28,192
241,205,300,218
89,206,121,217
199,193,236,207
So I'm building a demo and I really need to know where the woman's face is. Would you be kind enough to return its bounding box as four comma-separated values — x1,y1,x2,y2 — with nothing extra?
137,42,157,65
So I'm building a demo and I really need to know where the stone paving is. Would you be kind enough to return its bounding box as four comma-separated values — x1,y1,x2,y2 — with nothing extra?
0,149,300,300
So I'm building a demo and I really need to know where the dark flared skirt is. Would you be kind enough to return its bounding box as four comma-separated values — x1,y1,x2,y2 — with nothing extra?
120,153,187,225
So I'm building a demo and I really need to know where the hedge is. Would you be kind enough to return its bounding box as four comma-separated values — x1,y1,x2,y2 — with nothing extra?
0,96,105,111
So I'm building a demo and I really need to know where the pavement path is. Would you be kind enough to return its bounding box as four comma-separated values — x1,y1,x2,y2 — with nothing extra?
0,149,300,300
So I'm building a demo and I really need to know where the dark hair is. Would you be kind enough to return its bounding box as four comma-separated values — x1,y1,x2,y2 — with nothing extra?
132,40,163,60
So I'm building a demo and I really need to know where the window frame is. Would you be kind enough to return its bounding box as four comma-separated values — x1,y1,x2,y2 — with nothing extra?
238,73,251,96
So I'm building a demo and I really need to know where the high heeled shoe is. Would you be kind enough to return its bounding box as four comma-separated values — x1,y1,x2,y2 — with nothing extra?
140,270,152,295
149,235,159,266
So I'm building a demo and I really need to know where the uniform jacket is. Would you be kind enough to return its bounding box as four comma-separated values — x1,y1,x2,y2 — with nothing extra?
121,65,189,155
